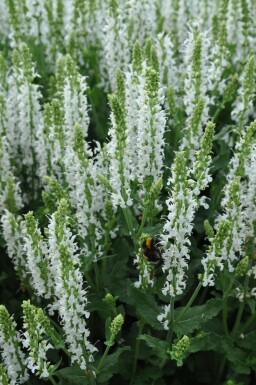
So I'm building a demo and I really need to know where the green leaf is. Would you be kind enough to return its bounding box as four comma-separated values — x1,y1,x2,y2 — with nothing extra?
138,334,169,359
189,332,250,374
55,367,92,385
96,346,130,383
127,285,163,330
173,298,222,335
105,317,112,344
133,366,164,384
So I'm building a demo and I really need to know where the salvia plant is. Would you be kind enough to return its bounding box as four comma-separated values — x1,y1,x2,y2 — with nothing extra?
0,1,256,385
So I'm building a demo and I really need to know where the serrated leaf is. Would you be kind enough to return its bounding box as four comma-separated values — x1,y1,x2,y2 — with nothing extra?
190,332,250,375
55,367,92,385
237,331,256,350
173,298,222,335
127,285,163,330
105,317,112,343
138,335,169,359
96,346,130,383
133,366,163,385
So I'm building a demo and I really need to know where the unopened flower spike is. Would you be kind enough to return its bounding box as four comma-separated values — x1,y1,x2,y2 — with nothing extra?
132,40,143,73
170,335,190,367
109,314,124,344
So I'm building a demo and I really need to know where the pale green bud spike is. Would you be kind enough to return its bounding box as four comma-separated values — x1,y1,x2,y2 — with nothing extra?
149,177,163,200
204,219,215,239
150,45,159,73
0,55,7,89
244,52,254,104
227,180,240,208
132,40,142,72
173,151,189,185
24,211,36,232
223,74,239,104
145,68,159,97
219,21,228,49
110,314,124,341
200,121,215,154
166,87,177,117
170,335,190,367
191,30,202,74
108,94,126,139
212,15,219,41
7,0,21,37
191,98,204,137
109,0,118,16
56,55,66,93
104,293,116,306
42,176,68,212
12,44,34,82
115,68,126,110
97,173,113,191
236,120,256,176
235,256,249,277
67,30,78,61
213,219,232,255
144,38,153,63
4,176,20,214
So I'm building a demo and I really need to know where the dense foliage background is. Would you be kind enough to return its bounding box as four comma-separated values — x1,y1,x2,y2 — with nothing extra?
0,1,256,384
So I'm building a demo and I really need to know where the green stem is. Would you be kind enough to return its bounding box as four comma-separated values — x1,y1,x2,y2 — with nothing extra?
97,344,112,372
84,272,95,292
49,376,58,385
176,282,202,322
89,370,97,385
122,207,137,248
93,261,100,294
222,296,229,336
241,311,256,334
221,270,236,336
130,322,144,385
137,208,148,237
231,275,250,337
160,296,175,369
212,103,223,123
216,355,226,384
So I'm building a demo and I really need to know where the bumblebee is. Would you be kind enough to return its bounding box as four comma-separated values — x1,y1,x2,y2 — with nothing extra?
141,237,162,264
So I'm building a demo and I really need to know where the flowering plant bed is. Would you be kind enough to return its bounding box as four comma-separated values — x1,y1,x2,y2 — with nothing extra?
0,1,256,385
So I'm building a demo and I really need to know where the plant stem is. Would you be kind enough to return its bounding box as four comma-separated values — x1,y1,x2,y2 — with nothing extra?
122,207,137,248
176,282,202,322
97,344,111,371
93,261,100,294
241,311,256,334
222,295,229,336
231,275,249,337
216,355,226,384
221,270,236,336
137,208,148,237
159,296,175,369
89,370,97,385
49,376,58,385
130,321,144,385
